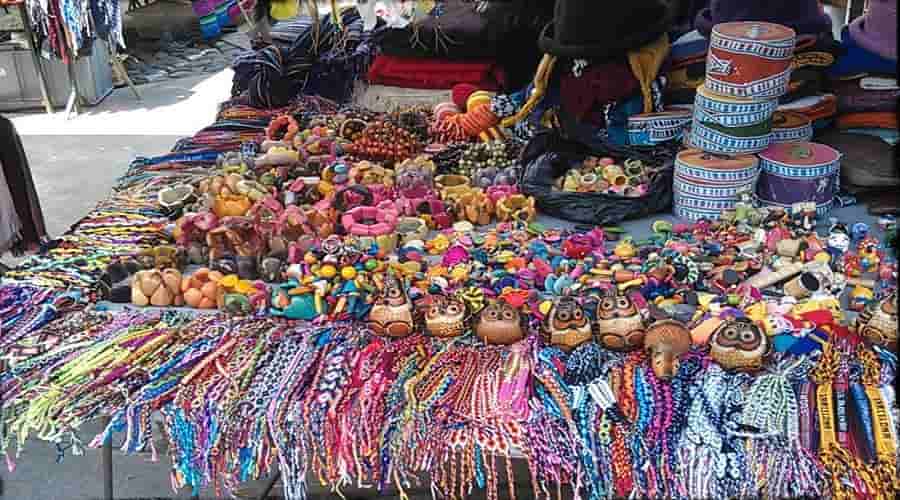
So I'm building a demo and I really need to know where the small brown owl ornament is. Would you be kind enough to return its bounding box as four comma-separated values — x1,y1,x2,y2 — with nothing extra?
709,318,770,372
644,320,692,380
424,294,469,338
368,274,415,338
594,291,646,351
475,301,525,345
857,291,898,350
542,296,593,352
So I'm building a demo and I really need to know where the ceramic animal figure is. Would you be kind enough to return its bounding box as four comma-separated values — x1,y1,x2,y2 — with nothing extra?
857,291,898,350
594,291,646,351
424,294,469,338
709,318,770,372
644,319,692,380
475,301,525,345
542,296,593,352
368,275,415,338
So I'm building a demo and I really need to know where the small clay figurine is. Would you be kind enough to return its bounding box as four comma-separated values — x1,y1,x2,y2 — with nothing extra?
594,291,646,351
643,319,692,380
475,301,525,345
709,318,770,372
368,275,415,338
542,296,593,352
424,294,469,338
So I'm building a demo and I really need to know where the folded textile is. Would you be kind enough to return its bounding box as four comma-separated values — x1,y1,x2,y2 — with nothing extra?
376,0,552,89
560,59,640,120
842,127,899,145
778,93,838,122
366,55,506,90
232,8,377,108
830,78,900,113
670,29,708,62
836,112,899,130
829,26,898,77
860,76,899,90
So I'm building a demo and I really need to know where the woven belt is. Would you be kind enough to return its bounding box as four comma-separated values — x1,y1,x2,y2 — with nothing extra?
772,124,814,143
674,204,725,221
626,111,692,146
689,121,773,155
673,175,757,199
695,91,779,118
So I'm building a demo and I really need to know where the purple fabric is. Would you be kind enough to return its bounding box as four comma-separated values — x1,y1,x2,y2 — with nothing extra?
829,26,898,77
695,0,833,38
849,0,897,62
830,78,900,113
756,171,838,206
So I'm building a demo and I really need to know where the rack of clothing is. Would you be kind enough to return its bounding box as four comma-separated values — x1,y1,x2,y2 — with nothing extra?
0,114,48,260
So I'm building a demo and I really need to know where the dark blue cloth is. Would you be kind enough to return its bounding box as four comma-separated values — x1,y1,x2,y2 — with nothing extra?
829,26,898,77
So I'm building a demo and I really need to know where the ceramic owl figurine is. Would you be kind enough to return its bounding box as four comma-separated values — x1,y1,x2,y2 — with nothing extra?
644,320,692,380
368,275,415,338
857,291,898,350
424,294,469,338
542,296,593,352
594,291,646,351
709,318,770,372
475,301,525,345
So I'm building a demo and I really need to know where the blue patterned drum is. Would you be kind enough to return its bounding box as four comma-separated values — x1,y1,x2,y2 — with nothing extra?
689,85,777,155
674,149,760,221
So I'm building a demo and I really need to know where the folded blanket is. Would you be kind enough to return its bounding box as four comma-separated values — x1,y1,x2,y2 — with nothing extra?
778,93,838,122
837,112,899,130
366,55,506,90
830,77,900,113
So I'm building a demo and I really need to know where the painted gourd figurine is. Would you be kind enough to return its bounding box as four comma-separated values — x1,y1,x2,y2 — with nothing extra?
594,290,646,351
708,318,770,372
368,274,415,338
475,300,525,345
643,319,692,380
542,296,593,352
424,294,469,338
857,291,898,350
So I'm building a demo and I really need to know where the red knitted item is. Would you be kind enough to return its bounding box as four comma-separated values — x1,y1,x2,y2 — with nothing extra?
453,84,479,110
366,55,506,91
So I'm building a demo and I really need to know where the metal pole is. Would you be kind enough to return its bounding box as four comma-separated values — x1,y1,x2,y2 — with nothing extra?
101,415,113,500
257,471,281,500
63,49,82,119
17,3,54,114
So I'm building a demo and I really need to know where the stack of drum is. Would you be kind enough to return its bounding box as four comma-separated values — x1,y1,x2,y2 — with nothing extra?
677,21,843,220
677,21,797,220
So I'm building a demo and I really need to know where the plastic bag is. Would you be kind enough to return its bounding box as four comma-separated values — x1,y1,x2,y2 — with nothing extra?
519,128,678,225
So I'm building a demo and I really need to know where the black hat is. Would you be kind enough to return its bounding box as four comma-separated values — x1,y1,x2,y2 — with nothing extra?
538,0,675,59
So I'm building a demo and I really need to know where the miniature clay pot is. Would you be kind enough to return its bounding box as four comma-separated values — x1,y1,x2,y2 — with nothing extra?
709,318,770,372
475,301,525,345
644,319,692,380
